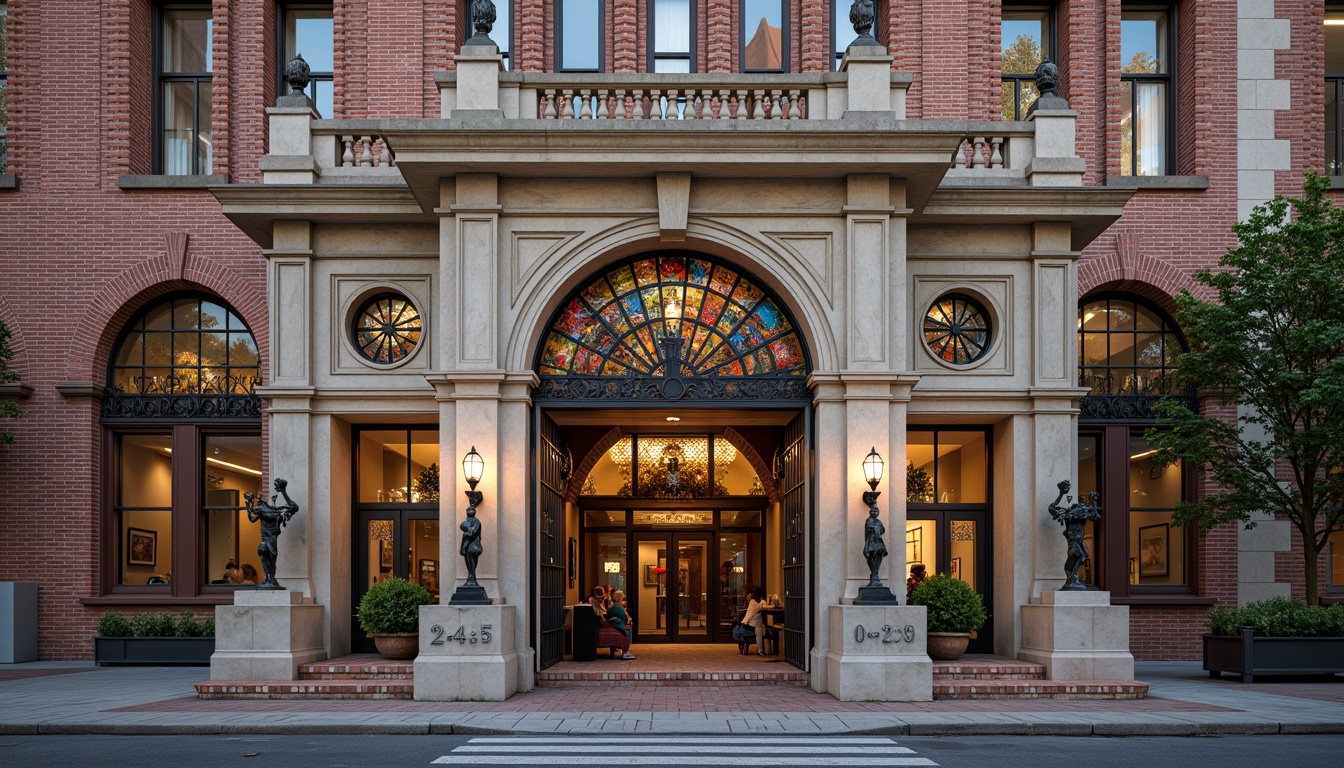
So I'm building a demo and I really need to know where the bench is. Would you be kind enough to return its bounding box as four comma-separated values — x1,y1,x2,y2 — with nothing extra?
596,625,632,657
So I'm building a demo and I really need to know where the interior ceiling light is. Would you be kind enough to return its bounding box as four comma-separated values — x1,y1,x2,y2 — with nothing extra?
665,416,681,422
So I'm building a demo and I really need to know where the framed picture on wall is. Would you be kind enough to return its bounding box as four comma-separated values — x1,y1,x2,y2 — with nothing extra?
644,564,660,586
380,539,394,570
1138,523,1169,578
128,528,157,566
418,559,438,592
950,557,962,581
906,526,922,565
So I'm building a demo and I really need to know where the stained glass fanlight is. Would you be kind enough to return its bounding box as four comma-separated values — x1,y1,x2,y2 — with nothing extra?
352,293,423,365
923,294,991,365
537,254,808,381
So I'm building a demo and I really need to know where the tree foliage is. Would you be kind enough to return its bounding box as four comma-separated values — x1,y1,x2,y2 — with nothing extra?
1148,174,1344,605
0,318,18,444
1000,34,1041,120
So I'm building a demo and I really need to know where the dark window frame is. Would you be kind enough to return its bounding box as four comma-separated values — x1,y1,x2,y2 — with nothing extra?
278,2,334,117
1325,4,1344,175
1000,2,1055,121
153,2,214,176
556,0,606,73
1077,292,1187,399
739,0,789,73
97,291,263,602
649,0,696,73
1120,2,1176,177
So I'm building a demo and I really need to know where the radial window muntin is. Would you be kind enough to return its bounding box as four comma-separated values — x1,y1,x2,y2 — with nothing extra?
923,293,992,366
351,292,424,366
110,294,260,395
536,253,808,379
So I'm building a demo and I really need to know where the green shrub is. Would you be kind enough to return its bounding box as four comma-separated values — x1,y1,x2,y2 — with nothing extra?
96,612,133,638
356,576,434,635
176,612,211,637
908,573,987,634
1205,597,1344,637
129,612,177,638
201,615,215,638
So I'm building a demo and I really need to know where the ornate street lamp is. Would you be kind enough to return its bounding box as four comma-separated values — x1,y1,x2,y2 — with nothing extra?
449,446,490,604
857,447,899,605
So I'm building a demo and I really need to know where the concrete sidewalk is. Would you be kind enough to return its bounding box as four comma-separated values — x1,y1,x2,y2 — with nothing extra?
0,661,1340,737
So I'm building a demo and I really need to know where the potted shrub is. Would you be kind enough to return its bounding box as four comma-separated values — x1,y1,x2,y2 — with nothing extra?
1203,597,1344,683
357,576,434,660
908,573,987,660
94,611,216,665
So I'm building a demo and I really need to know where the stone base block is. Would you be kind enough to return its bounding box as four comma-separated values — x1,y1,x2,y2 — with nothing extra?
824,605,932,701
414,604,517,701
211,594,326,681
1019,591,1134,681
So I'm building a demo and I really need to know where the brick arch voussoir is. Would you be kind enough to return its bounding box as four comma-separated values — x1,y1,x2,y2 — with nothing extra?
65,256,269,386
0,292,29,380
566,427,627,504
1079,257,1203,317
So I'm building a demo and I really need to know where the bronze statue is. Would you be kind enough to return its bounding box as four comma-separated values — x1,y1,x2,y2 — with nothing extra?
1048,479,1102,591
850,0,877,47
460,489,484,586
856,489,899,604
466,0,497,46
245,478,300,590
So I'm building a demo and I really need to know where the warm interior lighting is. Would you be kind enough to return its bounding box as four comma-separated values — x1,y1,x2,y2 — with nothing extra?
665,416,681,422
664,295,683,319
1129,448,1159,461
1326,19,1344,25
462,446,484,490
732,565,744,573
206,457,262,477
603,561,622,574
714,440,738,469
609,437,633,465
862,447,884,491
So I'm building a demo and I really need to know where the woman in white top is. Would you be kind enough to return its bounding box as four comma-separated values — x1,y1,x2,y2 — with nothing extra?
741,587,768,657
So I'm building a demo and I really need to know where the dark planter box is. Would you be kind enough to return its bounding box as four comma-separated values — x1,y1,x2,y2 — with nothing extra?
1203,628,1344,683
94,636,215,666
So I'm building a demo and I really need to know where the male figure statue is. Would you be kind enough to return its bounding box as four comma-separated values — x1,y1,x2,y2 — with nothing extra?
245,478,300,590
1048,479,1102,590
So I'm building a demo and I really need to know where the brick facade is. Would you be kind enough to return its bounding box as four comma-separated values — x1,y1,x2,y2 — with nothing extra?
0,0,1336,661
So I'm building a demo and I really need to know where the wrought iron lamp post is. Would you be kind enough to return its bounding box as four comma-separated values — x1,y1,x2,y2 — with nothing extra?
857,447,900,604
449,446,490,605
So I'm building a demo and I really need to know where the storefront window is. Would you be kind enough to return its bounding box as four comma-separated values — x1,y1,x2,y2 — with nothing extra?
202,435,263,585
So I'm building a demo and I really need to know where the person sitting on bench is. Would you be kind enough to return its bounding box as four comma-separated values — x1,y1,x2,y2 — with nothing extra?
605,589,635,660
742,586,768,657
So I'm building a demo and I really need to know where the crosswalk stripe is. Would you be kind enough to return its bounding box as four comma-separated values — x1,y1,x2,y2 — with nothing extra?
431,757,936,766
454,745,916,754
432,737,938,767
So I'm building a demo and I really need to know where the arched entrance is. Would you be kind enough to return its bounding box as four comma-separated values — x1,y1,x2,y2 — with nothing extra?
530,252,814,670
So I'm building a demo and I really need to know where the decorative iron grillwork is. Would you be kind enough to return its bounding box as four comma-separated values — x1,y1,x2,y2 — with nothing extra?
923,294,991,365
352,293,423,365
534,253,810,402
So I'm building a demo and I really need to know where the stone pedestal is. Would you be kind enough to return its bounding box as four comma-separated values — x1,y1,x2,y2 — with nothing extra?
414,604,517,701
1018,590,1134,680
825,605,932,701
211,591,327,681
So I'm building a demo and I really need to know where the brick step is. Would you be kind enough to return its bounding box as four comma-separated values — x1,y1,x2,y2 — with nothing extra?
932,659,1046,681
298,658,414,681
536,671,810,687
195,680,414,700
933,679,1149,700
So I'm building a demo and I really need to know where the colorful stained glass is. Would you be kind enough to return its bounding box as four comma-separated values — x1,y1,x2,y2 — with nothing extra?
923,294,992,365
537,253,809,379
352,293,423,365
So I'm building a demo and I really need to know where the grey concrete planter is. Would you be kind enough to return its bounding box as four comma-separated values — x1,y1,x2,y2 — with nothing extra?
94,636,216,666
1203,628,1344,683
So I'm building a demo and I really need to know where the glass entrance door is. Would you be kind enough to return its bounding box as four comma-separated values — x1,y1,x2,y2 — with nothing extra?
632,533,709,643
905,511,991,654
353,510,440,653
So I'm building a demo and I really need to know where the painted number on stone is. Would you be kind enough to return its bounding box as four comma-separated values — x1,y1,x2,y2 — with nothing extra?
853,624,916,643
429,624,493,645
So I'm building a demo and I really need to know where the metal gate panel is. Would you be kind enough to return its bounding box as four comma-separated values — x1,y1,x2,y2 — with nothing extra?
536,413,568,670
779,410,809,670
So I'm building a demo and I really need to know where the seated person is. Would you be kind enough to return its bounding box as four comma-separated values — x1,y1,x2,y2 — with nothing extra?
906,563,927,600
588,586,608,622
239,563,258,585
605,589,635,660
741,586,768,657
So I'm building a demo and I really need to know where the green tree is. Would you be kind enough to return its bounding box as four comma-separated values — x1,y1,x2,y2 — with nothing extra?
1148,174,1344,606
0,319,18,443
1000,34,1041,120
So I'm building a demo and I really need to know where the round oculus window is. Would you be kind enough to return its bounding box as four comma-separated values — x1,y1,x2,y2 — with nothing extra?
352,293,423,365
923,294,991,365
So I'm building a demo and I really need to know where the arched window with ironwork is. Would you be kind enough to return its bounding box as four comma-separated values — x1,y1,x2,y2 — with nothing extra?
533,253,811,402
1077,294,1188,419
101,293,262,597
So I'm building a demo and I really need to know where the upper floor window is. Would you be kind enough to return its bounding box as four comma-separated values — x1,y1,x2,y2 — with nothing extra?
1078,295,1183,398
832,0,858,69
1120,5,1173,176
1325,7,1344,175
1,1,9,172
1001,3,1052,120
741,0,787,72
156,4,213,176
650,0,694,73
558,0,603,72
282,4,333,118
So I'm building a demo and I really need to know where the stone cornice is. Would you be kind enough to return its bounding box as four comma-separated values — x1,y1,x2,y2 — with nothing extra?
210,184,432,248
0,382,34,400
919,186,1134,251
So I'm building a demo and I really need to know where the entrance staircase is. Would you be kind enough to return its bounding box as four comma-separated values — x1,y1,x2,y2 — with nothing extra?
195,655,414,700
932,657,1148,700
195,653,1148,700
